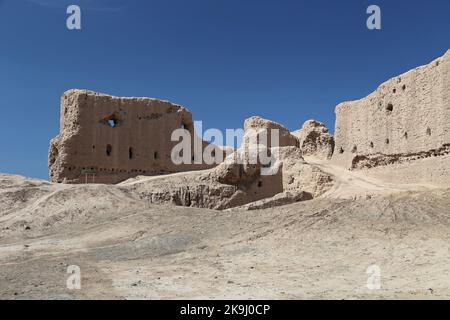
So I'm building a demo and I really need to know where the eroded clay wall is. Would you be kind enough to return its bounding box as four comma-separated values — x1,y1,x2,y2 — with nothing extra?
333,50,450,168
49,90,218,184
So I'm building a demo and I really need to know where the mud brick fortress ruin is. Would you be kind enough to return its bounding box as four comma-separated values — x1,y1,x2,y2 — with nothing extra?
49,49,450,208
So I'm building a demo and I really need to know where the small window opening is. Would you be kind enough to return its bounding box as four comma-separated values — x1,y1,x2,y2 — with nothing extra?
370,142,374,148
393,88,397,94
385,139,390,145
107,119,118,128
402,84,406,91
106,144,112,156
386,104,393,113
404,132,408,139
154,151,159,160
258,181,263,188
426,128,432,136
351,145,358,153
129,147,134,159
339,147,344,154
104,114,121,128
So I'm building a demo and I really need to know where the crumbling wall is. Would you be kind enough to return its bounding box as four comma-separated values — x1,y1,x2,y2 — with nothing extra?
49,90,220,184
292,120,334,159
333,50,450,169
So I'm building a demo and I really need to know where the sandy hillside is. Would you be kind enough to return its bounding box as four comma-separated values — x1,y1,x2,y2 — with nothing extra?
1,155,450,300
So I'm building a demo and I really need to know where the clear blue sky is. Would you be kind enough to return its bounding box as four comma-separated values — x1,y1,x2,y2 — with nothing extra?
1,0,449,179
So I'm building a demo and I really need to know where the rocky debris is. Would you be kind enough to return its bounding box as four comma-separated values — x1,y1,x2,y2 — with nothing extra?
351,144,450,170
274,146,333,197
293,120,334,159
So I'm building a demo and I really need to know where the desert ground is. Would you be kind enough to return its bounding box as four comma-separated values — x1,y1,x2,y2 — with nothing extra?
1,155,450,300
